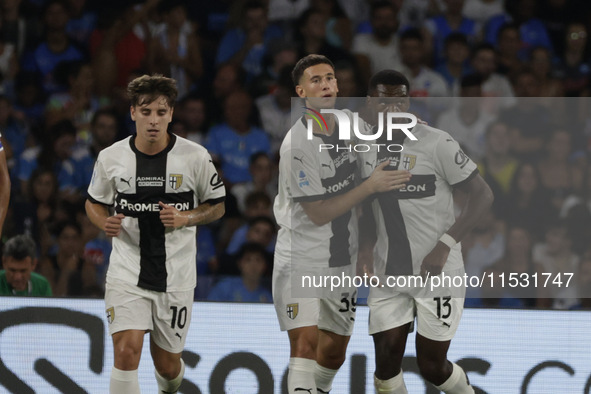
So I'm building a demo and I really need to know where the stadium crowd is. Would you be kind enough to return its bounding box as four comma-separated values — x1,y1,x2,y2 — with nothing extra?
0,0,590,309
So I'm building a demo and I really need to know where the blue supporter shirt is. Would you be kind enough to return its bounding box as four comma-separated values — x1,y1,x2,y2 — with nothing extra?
207,277,272,303
205,123,271,184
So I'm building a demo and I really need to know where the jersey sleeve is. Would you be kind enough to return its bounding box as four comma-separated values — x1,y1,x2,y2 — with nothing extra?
433,133,478,186
288,147,325,202
87,152,116,205
195,152,226,205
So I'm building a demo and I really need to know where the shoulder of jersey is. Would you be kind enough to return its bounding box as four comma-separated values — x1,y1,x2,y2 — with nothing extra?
173,133,210,154
411,122,450,142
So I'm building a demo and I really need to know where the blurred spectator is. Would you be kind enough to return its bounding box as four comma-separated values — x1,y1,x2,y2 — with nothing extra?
399,28,448,97
308,0,353,50
17,119,78,199
10,168,58,257
78,210,110,291
495,23,526,76
503,162,556,239
71,108,120,192
232,152,277,214
529,46,565,100
225,192,275,254
205,90,271,185
38,220,92,296
499,70,551,161
423,0,478,67
555,22,591,97
89,1,158,96
469,43,516,109
352,0,402,76
295,8,355,66
437,73,493,160
20,0,86,94
0,95,30,174
11,71,47,129
65,0,97,46
397,0,441,29
175,94,209,145
45,59,109,143
463,208,505,302
538,0,591,58
537,129,583,209
435,32,471,91
150,0,203,98
0,234,52,296
249,40,298,98
215,1,282,81
533,220,580,309
0,31,19,94
221,214,276,276
255,66,292,156
485,0,553,57
209,62,245,123
0,0,41,57
207,242,272,302
574,248,591,309
462,0,504,26
482,224,537,308
334,60,364,111
477,121,518,205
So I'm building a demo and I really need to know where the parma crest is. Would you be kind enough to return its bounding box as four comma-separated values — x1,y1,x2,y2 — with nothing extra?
169,174,183,190
287,303,299,320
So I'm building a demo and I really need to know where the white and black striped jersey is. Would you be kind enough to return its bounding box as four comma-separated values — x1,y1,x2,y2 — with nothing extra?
274,115,358,269
88,133,225,292
359,123,478,277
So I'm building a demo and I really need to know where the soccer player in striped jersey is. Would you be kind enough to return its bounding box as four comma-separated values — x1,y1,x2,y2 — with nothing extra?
273,55,411,394
86,75,225,394
359,70,493,394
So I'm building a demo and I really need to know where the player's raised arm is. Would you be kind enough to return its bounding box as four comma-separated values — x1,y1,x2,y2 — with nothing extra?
301,161,410,227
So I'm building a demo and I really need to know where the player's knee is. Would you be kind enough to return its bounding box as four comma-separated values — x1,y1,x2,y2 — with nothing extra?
113,345,142,369
292,339,316,359
374,333,405,364
417,357,449,384
319,348,346,369
155,361,181,381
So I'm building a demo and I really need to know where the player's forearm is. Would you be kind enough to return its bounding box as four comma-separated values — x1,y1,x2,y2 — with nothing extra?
182,202,225,227
446,178,493,244
301,181,374,226
85,199,110,231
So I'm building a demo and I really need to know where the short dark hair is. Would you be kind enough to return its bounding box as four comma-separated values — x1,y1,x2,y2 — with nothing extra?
460,73,484,89
472,43,496,58
245,191,272,209
249,151,270,166
444,32,469,49
399,28,423,43
2,235,37,261
368,69,410,93
291,54,335,86
237,242,267,263
91,107,119,127
127,74,178,108
248,215,277,232
371,0,396,18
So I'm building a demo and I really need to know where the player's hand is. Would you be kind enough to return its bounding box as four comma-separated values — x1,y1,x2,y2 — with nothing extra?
104,213,125,237
420,241,450,279
159,201,187,228
366,161,411,193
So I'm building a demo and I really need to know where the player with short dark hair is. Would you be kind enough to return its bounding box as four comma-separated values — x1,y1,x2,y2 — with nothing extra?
360,70,493,394
86,74,225,394
274,54,410,394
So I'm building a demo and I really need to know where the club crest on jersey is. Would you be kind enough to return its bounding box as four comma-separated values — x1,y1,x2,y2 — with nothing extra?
169,174,183,190
106,307,115,324
402,154,416,170
287,303,299,319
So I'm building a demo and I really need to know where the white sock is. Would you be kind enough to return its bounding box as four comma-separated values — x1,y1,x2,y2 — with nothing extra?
110,367,140,394
288,357,316,394
435,363,474,394
314,363,338,393
374,370,408,394
155,358,185,394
